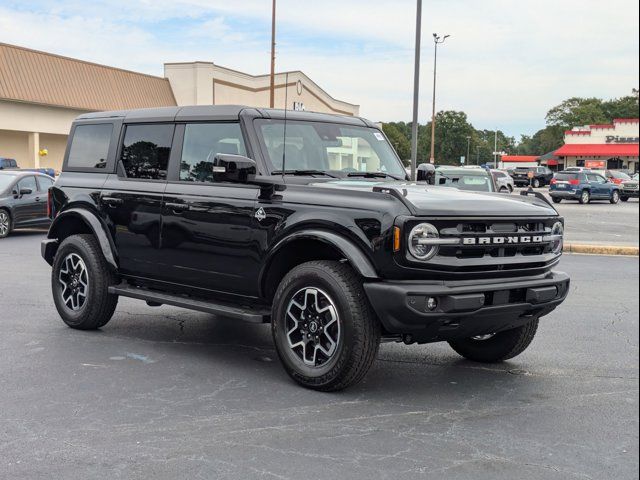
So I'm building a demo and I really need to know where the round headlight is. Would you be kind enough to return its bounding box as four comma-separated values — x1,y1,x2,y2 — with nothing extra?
551,221,564,254
408,223,440,261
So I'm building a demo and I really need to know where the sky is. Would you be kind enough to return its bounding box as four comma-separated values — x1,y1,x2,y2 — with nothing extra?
0,0,638,138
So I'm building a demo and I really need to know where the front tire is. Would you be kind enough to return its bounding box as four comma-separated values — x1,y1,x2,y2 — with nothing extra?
621,196,629,202
533,179,541,188
52,234,118,330
0,209,11,238
448,319,539,363
271,261,381,391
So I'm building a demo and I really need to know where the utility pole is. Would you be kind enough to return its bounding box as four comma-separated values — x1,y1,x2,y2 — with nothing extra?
429,33,450,164
410,0,422,181
494,129,498,166
466,136,471,166
476,146,480,165
269,0,277,108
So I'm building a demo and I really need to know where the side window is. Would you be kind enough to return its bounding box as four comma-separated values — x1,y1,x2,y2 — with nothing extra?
120,124,174,180
18,176,37,194
67,124,113,169
37,176,54,192
179,123,247,183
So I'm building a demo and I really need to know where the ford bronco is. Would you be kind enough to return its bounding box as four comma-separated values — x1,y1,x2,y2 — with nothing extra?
42,106,569,391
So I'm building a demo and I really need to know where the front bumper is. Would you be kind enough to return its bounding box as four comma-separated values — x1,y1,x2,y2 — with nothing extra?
620,189,639,197
364,271,570,343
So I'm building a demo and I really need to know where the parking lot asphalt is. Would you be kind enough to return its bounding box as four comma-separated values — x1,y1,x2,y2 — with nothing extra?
1,231,638,480
514,187,639,247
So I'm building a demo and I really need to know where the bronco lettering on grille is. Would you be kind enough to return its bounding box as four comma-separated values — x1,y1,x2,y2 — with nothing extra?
462,236,545,245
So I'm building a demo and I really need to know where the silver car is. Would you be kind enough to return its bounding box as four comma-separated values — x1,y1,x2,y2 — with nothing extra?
491,169,515,193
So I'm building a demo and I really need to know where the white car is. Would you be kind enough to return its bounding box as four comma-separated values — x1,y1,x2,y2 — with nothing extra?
491,169,515,193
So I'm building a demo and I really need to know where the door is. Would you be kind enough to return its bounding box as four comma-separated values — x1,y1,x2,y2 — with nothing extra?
157,122,259,297
100,123,174,279
35,175,54,224
11,176,41,226
587,174,607,198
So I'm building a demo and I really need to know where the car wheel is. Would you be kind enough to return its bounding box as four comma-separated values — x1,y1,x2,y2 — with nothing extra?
579,190,591,204
552,197,562,204
533,179,541,188
610,190,620,204
271,260,381,391
448,319,539,363
620,196,629,202
52,234,118,330
499,187,509,194
0,209,11,238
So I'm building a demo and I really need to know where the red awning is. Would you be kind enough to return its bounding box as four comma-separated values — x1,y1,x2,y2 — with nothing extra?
555,144,639,157
500,155,539,162
547,159,559,166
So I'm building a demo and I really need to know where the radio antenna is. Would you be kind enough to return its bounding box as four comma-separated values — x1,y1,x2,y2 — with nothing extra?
281,72,289,180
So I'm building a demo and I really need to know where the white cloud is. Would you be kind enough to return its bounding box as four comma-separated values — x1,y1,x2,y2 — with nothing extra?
0,0,638,135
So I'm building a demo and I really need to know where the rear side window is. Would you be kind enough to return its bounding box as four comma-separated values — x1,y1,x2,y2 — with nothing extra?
120,124,174,180
37,176,54,192
179,123,247,183
67,124,113,169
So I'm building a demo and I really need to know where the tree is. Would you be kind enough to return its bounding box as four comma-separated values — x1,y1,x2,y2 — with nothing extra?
545,97,609,127
381,123,411,164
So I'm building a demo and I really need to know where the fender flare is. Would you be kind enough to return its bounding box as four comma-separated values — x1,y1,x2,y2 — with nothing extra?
260,229,379,295
48,208,118,269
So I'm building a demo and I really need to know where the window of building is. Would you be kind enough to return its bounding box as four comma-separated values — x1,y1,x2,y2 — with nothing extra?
67,124,113,169
179,123,247,182
120,124,174,180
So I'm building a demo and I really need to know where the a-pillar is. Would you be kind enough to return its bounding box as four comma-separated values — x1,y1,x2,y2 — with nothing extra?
28,132,40,169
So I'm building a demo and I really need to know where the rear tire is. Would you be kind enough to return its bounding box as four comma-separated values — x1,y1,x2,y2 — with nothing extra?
610,190,620,204
552,197,562,204
52,234,118,330
0,209,11,238
500,187,509,194
271,260,381,391
448,319,539,363
579,190,591,204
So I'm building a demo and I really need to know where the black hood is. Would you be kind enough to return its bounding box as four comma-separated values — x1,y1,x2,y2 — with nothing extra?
311,180,558,217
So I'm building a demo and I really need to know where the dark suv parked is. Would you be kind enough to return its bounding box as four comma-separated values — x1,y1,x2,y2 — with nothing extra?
42,106,569,391
512,166,554,188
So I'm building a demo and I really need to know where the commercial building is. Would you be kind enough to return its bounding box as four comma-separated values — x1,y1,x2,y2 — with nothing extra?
554,119,639,172
0,43,358,172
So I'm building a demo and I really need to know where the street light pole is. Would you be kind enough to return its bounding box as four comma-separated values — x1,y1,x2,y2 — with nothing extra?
410,0,422,181
466,136,471,166
269,0,277,108
429,33,449,164
494,129,498,166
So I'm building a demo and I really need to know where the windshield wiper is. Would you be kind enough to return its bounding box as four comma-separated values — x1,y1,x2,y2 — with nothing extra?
271,169,338,178
347,172,403,180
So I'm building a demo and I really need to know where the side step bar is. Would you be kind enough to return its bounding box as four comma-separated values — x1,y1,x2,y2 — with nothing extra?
108,284,270,323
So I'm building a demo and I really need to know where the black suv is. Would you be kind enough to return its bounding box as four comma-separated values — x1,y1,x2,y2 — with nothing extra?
511,166,554,188
42,106,569,391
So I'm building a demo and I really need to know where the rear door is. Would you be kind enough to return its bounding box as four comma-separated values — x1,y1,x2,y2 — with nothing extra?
35,175,54,223
100,123,174,279
158,122,259,297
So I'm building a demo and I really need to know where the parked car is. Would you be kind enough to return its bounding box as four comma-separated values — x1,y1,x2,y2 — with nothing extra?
0,158,19,170
602,170,631,185
620,173,639,202
434,166,497,192
0,171,54,238
563,166,591,172
490,169,514,193
549,171,620,204
511,166,554,188
41,105,569,391
22,168,57,178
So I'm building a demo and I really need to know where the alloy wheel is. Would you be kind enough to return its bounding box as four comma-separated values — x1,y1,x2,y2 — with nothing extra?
285,287,341,367
58,253,89,311
0,211,9,237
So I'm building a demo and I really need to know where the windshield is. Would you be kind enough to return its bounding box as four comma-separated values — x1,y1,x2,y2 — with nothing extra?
610,171,631,180
434,171,495,192
0,174,17,193
255,119,406,177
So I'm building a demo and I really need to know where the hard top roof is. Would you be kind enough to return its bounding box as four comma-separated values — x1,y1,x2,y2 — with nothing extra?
75,105,374,127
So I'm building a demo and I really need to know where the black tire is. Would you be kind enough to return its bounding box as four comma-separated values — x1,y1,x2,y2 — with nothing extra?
579,190,591,204
610,190,620,204
448,319,539,363
621,196,629,202
552,197,562,204
52,234,118,330
499,187,509,194
0,209,11,239
533,178,541,188
271,260,381,391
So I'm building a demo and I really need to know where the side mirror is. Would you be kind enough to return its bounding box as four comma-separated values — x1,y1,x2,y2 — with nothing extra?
212,154,257,184
416,163,436,184
19,188,32,197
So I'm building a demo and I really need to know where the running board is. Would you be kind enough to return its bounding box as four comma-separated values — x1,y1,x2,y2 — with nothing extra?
108,284,270,323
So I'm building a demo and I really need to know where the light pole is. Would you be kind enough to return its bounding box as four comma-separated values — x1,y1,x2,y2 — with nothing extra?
269,0,277,108
466,136,471,166
476,146,480,165
429,33,449,164
410,0,422,181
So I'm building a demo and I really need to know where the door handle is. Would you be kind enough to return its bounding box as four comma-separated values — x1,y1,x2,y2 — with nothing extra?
165,202,190,213
35,196,41,202
102,197,123,207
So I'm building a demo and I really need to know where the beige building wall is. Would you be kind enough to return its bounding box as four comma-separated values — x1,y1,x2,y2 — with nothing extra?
165,62,359,117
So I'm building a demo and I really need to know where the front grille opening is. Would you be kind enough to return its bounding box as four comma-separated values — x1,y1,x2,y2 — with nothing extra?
509,288,527,303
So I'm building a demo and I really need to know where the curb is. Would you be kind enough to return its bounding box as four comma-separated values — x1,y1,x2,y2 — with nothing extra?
565,243,639,256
